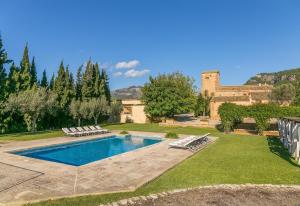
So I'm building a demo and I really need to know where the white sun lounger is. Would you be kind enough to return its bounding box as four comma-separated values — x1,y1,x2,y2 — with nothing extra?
83,126,98,135
95,125,109,133
69,127,86,136
62,128,78,136
76,127,91,135
90,125,108,133
169,133,210,149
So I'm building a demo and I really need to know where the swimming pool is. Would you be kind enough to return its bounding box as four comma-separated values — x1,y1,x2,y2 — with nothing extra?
12,135,162,166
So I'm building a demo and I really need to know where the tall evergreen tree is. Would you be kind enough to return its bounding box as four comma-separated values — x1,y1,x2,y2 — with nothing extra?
101,69,111,103
7,63,20,94
62,66,74,107
93,63,102,97
54,61,66,107
30,57,38,86
40,70,48,88
49,73,55,90
82,60,95,99
0,35,12,101
75,65,83,100
19,44,31,90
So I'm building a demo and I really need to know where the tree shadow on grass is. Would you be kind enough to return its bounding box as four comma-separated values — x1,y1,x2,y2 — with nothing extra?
267,137,300,167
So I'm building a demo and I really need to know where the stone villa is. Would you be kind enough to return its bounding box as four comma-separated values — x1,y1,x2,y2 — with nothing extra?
120,70,272,123
202,70,272,120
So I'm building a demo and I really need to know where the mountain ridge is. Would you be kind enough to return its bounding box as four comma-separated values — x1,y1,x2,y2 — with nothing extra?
111,86,143,100
245,67,300,85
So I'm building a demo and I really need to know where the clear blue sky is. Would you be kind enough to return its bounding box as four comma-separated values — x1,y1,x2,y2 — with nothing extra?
1,0,300,90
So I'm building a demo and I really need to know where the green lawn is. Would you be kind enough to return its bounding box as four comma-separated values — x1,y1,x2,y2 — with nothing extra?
20,123,300,206
0,130,63,141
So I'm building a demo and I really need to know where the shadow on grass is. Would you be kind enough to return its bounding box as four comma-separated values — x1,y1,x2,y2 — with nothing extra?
267,137,300,167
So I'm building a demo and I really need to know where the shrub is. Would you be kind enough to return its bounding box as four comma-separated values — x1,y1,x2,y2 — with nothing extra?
120,131,129,135
218,103,245,133
165,132,178,139
247,104,279,135
218,102,300,135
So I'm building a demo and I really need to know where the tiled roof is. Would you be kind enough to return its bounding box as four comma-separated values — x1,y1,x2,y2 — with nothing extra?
212,96,250,102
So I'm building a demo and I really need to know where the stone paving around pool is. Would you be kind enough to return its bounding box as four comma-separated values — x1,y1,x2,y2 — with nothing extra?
0,131,216,206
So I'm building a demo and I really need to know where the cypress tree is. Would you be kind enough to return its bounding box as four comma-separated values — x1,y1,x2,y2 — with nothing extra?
30,57,38,87
101,69,111,103
49,73,55,90
7,63,20,94
40,70,48,88
75,65,83,100
0,35,12,101
82,60,95,99
19,43,32,90
94,63,101,97
54,61,66,107
61,66,73,108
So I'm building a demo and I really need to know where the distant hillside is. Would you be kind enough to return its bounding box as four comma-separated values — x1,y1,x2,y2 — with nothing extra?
245,68,300,85
112,86,142,100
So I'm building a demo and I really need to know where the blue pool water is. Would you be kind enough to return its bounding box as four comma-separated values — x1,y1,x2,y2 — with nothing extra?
13,136,162,166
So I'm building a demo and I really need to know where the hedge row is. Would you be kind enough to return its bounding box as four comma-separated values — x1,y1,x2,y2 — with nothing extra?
218,103,300,135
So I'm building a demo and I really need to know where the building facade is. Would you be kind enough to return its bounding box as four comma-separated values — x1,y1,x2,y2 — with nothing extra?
201,71,272,120
120,99,147,123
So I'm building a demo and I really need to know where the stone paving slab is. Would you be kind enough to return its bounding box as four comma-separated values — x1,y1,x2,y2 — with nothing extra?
0,163,42,193
0,131,216,205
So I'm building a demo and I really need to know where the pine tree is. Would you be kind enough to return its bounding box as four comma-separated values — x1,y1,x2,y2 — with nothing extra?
49,73,55,90
101,69,111,103
6,63,20,94
30,57,38,87
40,70,48,88
94,63,101,97
82,60,95,99
62,66,74,107
0,35,12,101
19,43,32,90
75,65,83,100
54,61,66,107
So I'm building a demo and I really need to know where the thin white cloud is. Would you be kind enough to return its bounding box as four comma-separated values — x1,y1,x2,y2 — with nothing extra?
124,69,150,78
113,71,123,77
115,60,140,69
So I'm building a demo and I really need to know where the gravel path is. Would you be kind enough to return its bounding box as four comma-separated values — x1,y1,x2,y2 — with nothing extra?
110,185,300,206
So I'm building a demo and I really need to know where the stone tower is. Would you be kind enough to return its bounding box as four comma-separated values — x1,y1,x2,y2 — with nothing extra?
201,70,220,97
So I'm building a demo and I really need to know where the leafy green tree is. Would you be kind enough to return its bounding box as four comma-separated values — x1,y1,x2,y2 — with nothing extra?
30,57,38,86
75,65,83,100
194,92,211,117
0,35,12,101
40,69,48,88
5,86,57,132
270,83,296,105
142,72,196,119
19,44,32,90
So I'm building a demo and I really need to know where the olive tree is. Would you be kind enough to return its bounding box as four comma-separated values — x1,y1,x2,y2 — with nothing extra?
270,83,296,105
5,86,57,132
70,99,84,126
88,97,109,125
108,100,123,122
